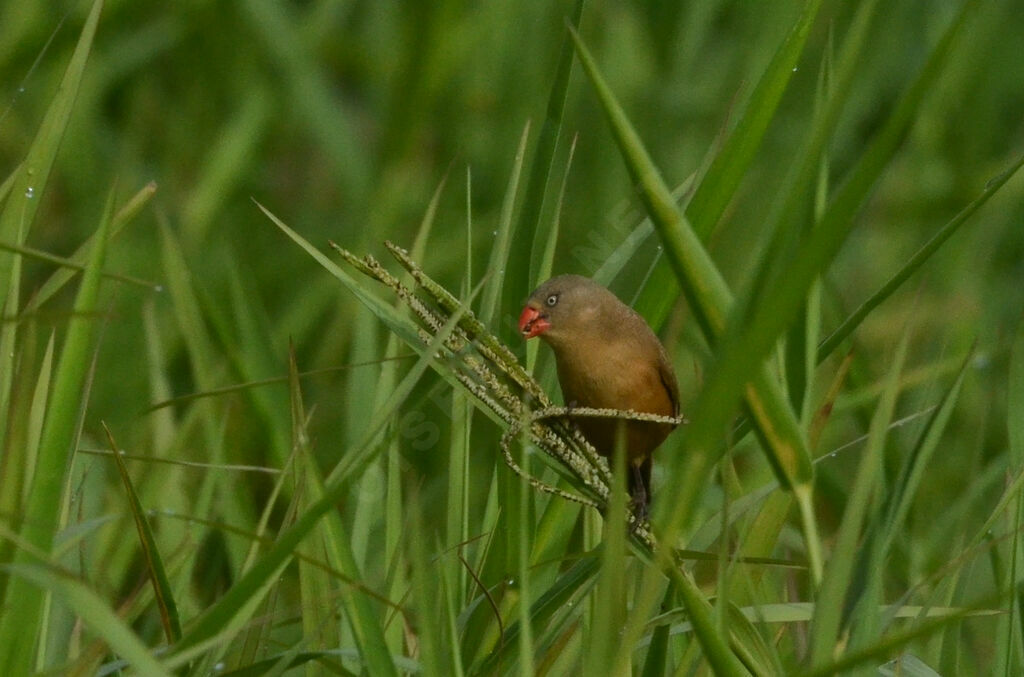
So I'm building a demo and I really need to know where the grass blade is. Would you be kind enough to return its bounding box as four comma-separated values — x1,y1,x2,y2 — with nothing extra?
809,330,908,666
0,185,113,673
634,0,825,326
103,422,182,643
505,0,584,325
0,0,104,292
290,346,399,677
818,153,1024,360
3,564,172,676
22,181,158,314
1011,318,1024,466
567,24,819,575
169,218,474,661
480,122,529,330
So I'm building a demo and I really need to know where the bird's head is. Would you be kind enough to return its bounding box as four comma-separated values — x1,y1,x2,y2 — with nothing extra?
518,274,606,345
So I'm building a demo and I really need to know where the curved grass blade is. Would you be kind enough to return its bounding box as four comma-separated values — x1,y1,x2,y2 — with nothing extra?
567,24,819,575
0,185,113,674
809,330,908,666
0,0,104,292
646,0,978,589
818,153,1024,361
289,346,399,677
735,0,981,375
169,215,474,662
634,0,825,327
0,238,155,290
799,586,1018,677
3,564,172,677
103,423,182,643
506,0,584,313
474,553,599,674
23,181,157,314
480,122,529,330
841,348,974,655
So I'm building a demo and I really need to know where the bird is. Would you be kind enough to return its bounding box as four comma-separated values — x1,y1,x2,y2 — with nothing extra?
518,274,680,517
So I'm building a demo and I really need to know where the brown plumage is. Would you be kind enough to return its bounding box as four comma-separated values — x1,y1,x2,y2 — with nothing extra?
518,274,680,514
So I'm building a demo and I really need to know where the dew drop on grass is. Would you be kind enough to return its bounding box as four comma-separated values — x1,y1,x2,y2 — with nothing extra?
25,186,34,198
154,285,164,293
792,67,798,72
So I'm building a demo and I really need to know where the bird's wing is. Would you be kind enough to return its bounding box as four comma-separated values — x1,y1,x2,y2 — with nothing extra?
656,345,681,418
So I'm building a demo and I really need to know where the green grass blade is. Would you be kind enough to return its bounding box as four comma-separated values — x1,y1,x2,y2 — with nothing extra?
3,564,172,676
0,164,19,205
818,153,1024,360
0,239,154,290
746,0,881,313
103,422,182,643
473,553,599,675
290,346,398,677
662,565,749,676
809,330,908,666
639,584,673,677
479,122,529,330
653,0,976,569
0,331,54,570
634,0,824,326
0,185,113,674
568,23,816,533
0,0,105,491
527,135,576,374
584,446,628,675
842,349,973,658
406,490,447,676
1011,318,1024,466
881,351,974,551
0,0,103,292
23,181,157,314
505,0,584,323
742,0,980,365
800,588,1016,677
169,224,474,660
689,0,822,237
259,203,426,351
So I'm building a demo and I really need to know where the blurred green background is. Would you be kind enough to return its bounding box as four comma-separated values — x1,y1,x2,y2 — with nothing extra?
1,2,1023,669
4,0,1020,478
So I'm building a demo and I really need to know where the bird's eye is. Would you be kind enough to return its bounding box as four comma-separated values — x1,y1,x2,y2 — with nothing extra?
546,294,558,307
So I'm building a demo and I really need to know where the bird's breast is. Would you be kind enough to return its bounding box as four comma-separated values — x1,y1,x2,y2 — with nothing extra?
554,340,672,417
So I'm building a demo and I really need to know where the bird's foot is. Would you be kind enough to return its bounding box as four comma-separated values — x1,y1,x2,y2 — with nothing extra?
627,463,651,531
629,494,650,527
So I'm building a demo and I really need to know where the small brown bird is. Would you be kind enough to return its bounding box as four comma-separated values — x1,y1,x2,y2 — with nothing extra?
518,274,680,515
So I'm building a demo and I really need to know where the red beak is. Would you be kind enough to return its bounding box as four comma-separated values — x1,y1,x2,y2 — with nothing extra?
518,306,550,339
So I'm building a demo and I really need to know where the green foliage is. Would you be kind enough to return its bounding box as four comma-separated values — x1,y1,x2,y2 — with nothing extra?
1,0,1023,674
